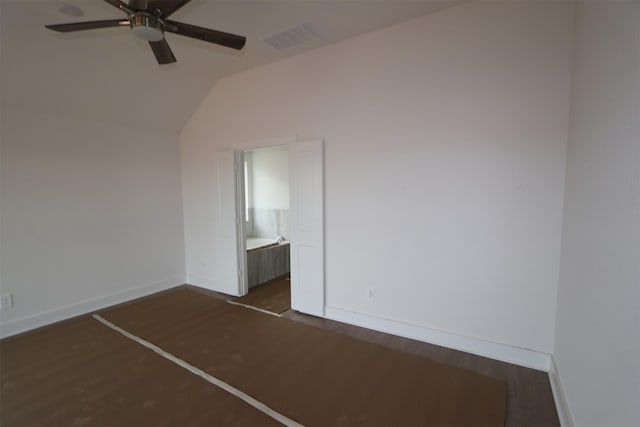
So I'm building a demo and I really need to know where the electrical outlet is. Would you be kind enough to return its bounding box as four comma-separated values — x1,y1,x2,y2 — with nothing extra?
0,294,13,309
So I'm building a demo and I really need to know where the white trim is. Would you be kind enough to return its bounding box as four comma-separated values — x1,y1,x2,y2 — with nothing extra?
230,135,296,152
186,275,240,296
324,306,552,371
548,355,575,427
234,150,249,297
0,276,184,339
93,314,302,427
226,300,283,317
186,274,216,288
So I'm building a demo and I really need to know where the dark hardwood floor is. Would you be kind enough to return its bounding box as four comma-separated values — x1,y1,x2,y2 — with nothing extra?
284,309,559,427
6,283,558,426
191,285,560,427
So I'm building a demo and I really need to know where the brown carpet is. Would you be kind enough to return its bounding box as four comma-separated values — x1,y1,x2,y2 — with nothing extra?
0,316,280,426
99,288,507,426
232,275,291,314
1,289,507,426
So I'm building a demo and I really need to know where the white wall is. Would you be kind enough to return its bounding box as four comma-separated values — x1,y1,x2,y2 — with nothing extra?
0,107,186,337
181,1,574,355
554,2,640,426
250,146,289,210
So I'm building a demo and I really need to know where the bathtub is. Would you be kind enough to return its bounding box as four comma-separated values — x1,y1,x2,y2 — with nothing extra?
246,237,281,251
246,237,290,288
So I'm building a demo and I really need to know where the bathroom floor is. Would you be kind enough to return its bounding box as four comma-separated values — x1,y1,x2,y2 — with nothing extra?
231,274,290,315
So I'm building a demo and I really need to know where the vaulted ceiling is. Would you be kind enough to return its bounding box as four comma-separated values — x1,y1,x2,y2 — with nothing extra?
1,0,462,132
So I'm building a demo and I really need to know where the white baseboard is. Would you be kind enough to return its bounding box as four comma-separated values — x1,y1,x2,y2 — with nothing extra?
186,274,217,290
0,276,185,339
186,274,240,296
548,356,574,427
324,306,552,371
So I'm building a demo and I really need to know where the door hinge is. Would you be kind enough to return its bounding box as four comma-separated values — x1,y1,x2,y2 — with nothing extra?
237,269,242,277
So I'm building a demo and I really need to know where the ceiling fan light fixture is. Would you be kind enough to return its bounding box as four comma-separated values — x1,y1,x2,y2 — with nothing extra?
130,14,164,42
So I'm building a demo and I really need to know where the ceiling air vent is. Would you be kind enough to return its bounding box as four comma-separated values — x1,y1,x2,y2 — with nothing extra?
262,22,325,51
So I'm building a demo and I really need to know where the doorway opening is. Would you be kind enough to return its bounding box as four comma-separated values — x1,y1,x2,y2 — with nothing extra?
236,145,292,315
218,139,324,316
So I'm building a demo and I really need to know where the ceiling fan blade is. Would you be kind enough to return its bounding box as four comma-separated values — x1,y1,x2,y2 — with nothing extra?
128,0,145,10
165,20,246,50
102,0,134,14
45,19,129,33
148,0,192,18
149,39,177,64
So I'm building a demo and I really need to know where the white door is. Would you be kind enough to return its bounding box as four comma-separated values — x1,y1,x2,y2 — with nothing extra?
289,139,325,316
215,150,246,296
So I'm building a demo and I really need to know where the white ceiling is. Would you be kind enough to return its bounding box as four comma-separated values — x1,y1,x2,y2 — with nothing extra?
1,0,462,133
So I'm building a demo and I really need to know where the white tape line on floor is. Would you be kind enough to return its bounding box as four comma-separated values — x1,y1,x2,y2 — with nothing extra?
92,314,302,427
226,300,283,317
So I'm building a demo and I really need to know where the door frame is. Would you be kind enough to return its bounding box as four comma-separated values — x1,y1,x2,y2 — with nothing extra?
234,150,249,296
234,140,325,317
235,144,291,297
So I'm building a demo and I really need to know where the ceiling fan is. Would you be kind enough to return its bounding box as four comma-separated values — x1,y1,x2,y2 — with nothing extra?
45,0,246,64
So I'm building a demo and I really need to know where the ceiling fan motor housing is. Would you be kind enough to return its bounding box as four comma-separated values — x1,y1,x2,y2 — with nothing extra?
130,14,164,42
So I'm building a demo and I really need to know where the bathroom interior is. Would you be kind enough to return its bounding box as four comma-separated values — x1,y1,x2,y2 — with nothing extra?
243,145,290,296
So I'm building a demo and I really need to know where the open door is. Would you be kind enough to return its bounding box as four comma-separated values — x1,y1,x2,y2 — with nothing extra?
289,139,325,316
215,150,247,296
